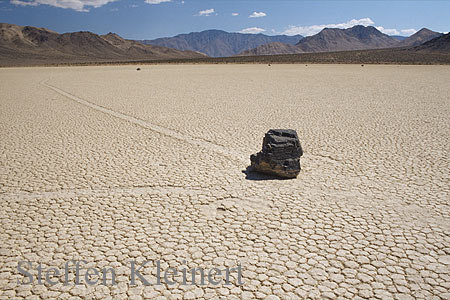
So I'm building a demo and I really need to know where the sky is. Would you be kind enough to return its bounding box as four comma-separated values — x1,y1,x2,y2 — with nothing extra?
0,0,449,39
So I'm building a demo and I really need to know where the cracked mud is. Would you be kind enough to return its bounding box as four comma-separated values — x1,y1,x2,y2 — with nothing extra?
0,65,449,300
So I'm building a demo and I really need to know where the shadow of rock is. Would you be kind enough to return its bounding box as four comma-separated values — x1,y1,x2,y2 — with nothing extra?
242,166,288,181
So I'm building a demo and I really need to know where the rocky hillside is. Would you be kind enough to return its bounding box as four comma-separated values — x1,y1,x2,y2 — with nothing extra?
238,25,401,56
398,28,443,47
413,32,450,52
238,42,303,56
138,29,303,57
295,25,400,53
0,23,206,65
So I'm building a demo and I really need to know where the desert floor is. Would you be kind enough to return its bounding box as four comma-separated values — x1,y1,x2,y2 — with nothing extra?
0,64,449,300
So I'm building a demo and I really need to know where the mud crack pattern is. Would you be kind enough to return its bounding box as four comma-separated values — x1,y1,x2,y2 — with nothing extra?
0,65,449,300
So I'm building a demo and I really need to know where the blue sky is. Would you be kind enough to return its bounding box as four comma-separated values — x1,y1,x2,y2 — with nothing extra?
1,0,449,39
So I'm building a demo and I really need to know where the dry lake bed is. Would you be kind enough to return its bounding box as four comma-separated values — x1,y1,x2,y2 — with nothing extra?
0,64,449,299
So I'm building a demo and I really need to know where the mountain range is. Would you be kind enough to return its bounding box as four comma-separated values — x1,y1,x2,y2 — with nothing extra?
0,22,448,66
238,26,443,56
138,30,303,57
0,23,205,65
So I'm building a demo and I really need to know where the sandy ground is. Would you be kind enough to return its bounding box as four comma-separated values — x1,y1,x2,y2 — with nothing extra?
0,64,449,300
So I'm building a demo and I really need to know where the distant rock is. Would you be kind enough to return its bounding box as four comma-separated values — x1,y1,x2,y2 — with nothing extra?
250,129,303,178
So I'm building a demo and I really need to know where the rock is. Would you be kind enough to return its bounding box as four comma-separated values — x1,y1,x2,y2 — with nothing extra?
136,68,141,71
250,129,303,178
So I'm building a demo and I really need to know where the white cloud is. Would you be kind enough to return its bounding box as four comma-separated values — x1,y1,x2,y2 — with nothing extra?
196,8,214,16
281,18,375,36
10,0,38,7
231,12,238,16
375,26,417,36
145,0,171,4
249,11,266,18
10,0,172,11
400,28,417,36
239,27,266,34
10,0,118,12
375,26,400,36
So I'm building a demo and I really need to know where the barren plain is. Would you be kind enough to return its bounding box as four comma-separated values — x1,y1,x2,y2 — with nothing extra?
0,64,449,299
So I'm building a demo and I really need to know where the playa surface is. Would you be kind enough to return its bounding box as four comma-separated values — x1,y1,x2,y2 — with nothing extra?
0,64,449,299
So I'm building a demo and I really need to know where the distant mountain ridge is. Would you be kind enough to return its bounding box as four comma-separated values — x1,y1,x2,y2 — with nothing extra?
238,26,444,56
398,28,443,47
391,35,408,41
238,42,303,56
239,25,398,56
295,26,399,52
138,29,303,57
0,23,205,65
1,22,447,66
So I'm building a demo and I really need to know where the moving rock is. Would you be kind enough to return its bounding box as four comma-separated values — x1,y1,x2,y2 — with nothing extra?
250,129,303,178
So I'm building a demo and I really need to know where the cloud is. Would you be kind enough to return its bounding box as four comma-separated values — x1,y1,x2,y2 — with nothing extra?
10,0,118,12
145,0,171,4
375,26,417,36
196,8,214,16
375,26,400,36
239,27,266,34
249,11,266,18
400,28,417,36
374,27,416,36
10,0,38,7
10,0,172,11
281,18,375,36
231,12,238,16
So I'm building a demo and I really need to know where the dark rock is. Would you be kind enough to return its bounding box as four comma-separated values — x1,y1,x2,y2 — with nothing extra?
250,129,303,178
136,68,141,71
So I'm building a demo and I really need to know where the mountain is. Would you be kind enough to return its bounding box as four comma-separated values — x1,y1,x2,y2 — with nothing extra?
295,25,400,52
0,23,206,65
138,29,303,57
413,32,450,52
238,25,400,56
391,35,408,41
238,42,304,56
398,28,444,47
